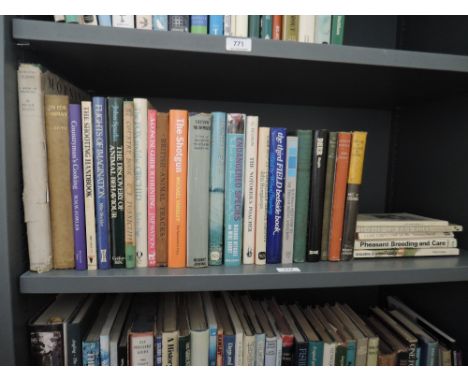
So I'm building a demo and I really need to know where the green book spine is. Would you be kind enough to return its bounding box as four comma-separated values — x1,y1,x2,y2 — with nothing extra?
293,130,313,262
331,16,345,45
249,15,261,38
108,97,125,268
261,16,272,39
320,132,338,261
65,16,81,24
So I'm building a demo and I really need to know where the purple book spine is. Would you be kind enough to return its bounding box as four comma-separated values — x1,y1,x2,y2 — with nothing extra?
69,104,87,270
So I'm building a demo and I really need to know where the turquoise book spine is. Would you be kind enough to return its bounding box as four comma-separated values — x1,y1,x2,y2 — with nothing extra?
309,340,324,366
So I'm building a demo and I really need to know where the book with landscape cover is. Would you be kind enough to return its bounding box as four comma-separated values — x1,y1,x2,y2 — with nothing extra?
261,15,272,38
156,112,169,266
152,16,168,31
147,109,157,268
190,15,208,34
209,15,224,35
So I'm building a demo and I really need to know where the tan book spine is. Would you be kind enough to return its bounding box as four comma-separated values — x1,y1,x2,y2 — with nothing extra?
45,94,74,269
156,112,169,266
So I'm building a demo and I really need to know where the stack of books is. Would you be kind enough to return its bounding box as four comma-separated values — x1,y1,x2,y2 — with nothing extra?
52,15,346,45
28,292,462,366
353,213,463,259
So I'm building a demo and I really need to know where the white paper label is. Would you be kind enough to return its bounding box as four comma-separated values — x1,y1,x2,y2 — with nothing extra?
226,37,252,52
276,267,301,273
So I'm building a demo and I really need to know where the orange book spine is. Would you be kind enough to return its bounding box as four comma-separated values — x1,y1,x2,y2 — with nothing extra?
327,132,352,262
167,110,188,268
272,16,282,40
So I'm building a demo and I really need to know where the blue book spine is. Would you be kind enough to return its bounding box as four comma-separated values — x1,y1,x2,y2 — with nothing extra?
224,114,245,266
346,340,356,366
266,128,287,264
425,341,438,366
155,334,162,366
152,15,168,31
69,104,87,270
223,334,236,366
209,15,224,35
97,16,112,27
309,341,323,366
416,345,421,366
190,15,208,33
208,324,217,366
82,340,100,366
93,97,111,269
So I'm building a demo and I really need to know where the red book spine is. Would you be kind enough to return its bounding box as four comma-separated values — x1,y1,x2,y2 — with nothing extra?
147,109,157,267
272,16,282,40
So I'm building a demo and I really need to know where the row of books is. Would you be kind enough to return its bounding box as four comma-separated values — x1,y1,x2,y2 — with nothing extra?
29,292,462,366
53,15,345,45
17,63,369,272
353,213,462,259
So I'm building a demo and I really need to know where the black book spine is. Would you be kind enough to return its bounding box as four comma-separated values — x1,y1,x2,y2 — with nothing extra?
67,322,81,366
396,350,410,366
108,97,125,268
306,130,329,262
293,341,308,366
169,16,190,32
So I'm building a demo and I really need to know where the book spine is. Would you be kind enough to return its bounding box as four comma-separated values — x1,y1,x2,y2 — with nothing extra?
248,15,261,37
294,342,308,366
307,130,329,262
30,325,64,365
272,15,282,39
147,109,157,267
65,16,81,24
353,248,460,258
243,116,258,265
108,97,125,268
17,64,53,272
216,328,224,365
224,114,245,266
209,15,224,35
281,136,298,264
112,15,135,28
335,344,347,365
168,110,188,268
67,323,82,366
266,128,287,264
341,131,368,261
54,15,65,22
293,130,313,263
136,16,152,30
355,238,457,250
255,333,266,366
68,104,87,270
155,333,162,366
187,113,211,268
152,16,168,31
358,231,454,239
261,15,272,38
45,94,75,269
209,112,226,266
223,334,236,366
298,15,316,43
234,15,248,37
281,334,294,365
208,325,217,366
191,15,208,34
169,15,189,32
243,335,256,366
327,132,351,262
264,337,277,366
255,127,270,265
331,16,345,45
92,97,111,269
130,334,154,365
163,333,179,366
134,98,148,267
320,132,338,261
82,340,100,366
82,16,97,25
309,341,324,366
282,16,299,41
156,113,169,266
97,16,112,26
346,340,357,365
178,335,190,366
315,15,332,44
123,101,136,268
100,334,110,366
224,15,232,36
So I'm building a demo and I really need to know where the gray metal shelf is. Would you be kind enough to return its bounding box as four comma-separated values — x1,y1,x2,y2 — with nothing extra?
19,250,468,293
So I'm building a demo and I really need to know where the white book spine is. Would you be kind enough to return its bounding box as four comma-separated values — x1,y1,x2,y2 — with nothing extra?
314,15,331,44
130,334,154,365
356,224,462,233
112,15,135,28
136,15,152,30
355,238,457,250
54,15,65,22
255,333,266,366
243,334,256,366
354,248,460,258
356,231,455,240
264,337,277,366
235,15,248,37
134,99,148,267
224,15,232,36
355,337,369,366
255,127,270,265
191,330,209,366
243,116,258,264
298,15,316,43
275,337,282,366
81,101,97,270
17,64,53,273
162,332,179,366
323,342,336,366
281,136,298,264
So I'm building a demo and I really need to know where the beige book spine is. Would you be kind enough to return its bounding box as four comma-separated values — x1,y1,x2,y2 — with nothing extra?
162,331,179,366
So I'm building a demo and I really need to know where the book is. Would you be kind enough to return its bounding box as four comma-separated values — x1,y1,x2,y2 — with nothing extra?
202,292,218,366
355,237,457,250
147,109,157,268
341,131,368,261
303,306,336,366
314,307,347,366
109,296,131,366
169,16,189,32
97,16,112,27
214,296,235,366
357,213,451,228
260,15,272,39
129,302,155,366
209,112,226,266
153,297,163,366
118,310,133,366
108,97,125,268
240,295,265,366
231,295,256,366
152,16,168,31
162,294,179,366
136,16,152,30
190,15,208,34
261,301,283,366
331,16,345,45
282,136,298,264
251,299,277,366
156,112,169,266
234,15,248,37
99,295,125,365
178,295,191,366
266,127,287,264
255,127,270,265
298,15,315,43
224,15,233,36
243,116,258,265
265,299,294,365
222,292,244,365
248,15,261,38
357,231,455,240
54,16,65,22
224,114,245,266
282,16,299,41
293,130,313,263
65,16,82,24
315,15,332,44
378,339,398,366
187,113,211,268
320,132,338,261
188,293,210,365
272,15,282,40
168,110,188,268
328,132,352,262
83,16,98,25
209,15,224,35
134,98,148,268
354,248,460,259
68,104,87,270
112,15,134,28
123,101,136,269
280,305,308,366
307,130,329,262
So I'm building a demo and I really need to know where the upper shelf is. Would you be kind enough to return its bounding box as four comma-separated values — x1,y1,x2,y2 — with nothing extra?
12,19,468,108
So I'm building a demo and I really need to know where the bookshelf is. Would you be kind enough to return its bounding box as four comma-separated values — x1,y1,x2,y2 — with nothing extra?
1,15,468,365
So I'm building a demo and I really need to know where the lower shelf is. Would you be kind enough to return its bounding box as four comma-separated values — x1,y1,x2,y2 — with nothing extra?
19,250,468,293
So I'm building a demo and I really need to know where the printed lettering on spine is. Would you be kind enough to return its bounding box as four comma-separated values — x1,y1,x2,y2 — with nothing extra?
147,109,157,267
266,128,287,264
156,113,169,267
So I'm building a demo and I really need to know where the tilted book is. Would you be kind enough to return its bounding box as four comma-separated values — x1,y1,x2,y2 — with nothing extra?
169,16,189,32
331,16,345,45
251,299,277,366
156,112,169,266
222,292,244,365
112,15,135,28
280,305,308,366
261,300,283,365
190,15,208,34
202,292,218,366
298,15,316,43
187,113,211,268
240,295,265,366
178,296,191,366
214,296,235,366
188,293,209,365
261,15,272,39
152,16,168,31
147,109,157,267
99,295,125,366
136,16,152,30
209,15,224,35
109,296,132,366
315,15,332,44
162,294,179,365
231,295,256,366
303,306,336,366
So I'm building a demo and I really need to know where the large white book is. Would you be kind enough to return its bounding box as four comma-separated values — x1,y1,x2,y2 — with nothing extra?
222,292,244,365
255,127,270,265
112,15,135,28
188,293,209,365
243,116,258,265
17,63,53,272
99,294,125,366
234,15,248,37
298,15,316,43
202,292,218,366
81,101,97,270
109,296,132,366
133,98,148,268
281,136,298,264
358,213,450,227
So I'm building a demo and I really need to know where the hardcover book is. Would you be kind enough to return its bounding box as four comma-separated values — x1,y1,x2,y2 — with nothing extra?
354,237,458,250
136,16,152,30
118,311,133,366
83,15,97,25
162,294,179,365
353,247,460,259
314,307,347,366
147,109,157,268
248,15,261,38
209,15,224,35
190,15,208,34
109,296,131,366
260,15,272,39
214,296,235,366
188,293,209,365
224,15,233,36
234,15,248,37
202,292,218,366
251,299,277,366
265,299,294,365
231,295,256,366
156,112,169,266
129,309,155,366
280,305,308,366
97,16,112,27
178,295,191,366
261,301,283,365
99,295,125,366
112,15,135,28
272,15,282,39
152,16,168,31
315,15,332,44
331,16,345,45
240,295,266,366
65,16,82,24
282,15,299,41
169,15,189,32
298,15,316,43
303,306,336,366
222,292,244,365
